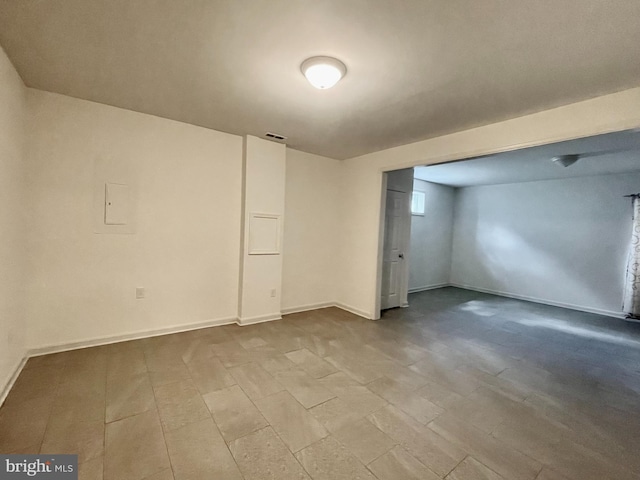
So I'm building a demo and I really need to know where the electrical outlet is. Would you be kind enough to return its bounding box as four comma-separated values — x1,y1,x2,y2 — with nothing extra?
270,289,277,298
136,287,145,299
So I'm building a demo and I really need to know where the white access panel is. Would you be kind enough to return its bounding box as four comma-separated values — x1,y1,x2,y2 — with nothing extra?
248,213,281,255
104,183,130,225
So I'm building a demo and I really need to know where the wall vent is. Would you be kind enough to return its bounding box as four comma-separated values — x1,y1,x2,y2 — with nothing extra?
265,132,287,142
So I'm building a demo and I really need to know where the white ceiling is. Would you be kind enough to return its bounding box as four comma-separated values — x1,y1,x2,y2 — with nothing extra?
414,130,640,187
1,1,640,159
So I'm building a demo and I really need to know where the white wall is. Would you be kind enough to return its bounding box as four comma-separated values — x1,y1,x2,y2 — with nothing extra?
24,90,244,350
409,179,455,292
282,149,340,313
451,173,639,316
338,87,640,319
0,47,27,398
239,136,286,324
335,159,386,318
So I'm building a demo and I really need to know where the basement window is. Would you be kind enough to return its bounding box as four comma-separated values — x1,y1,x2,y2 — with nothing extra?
411,191,426,216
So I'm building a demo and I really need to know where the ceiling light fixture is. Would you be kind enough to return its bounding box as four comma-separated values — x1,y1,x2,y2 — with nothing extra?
551,154,580,168
301,56,346,90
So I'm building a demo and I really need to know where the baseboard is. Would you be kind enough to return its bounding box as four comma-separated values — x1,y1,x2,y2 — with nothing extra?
281,302,334,315
408,283,449,294
450,283,625,319
237,313,282,326
3,302,374,406
28,316,238,357
334,302,373,320
283,301,374,320
24,301,367,359
3,299,380,405
0,356,28,408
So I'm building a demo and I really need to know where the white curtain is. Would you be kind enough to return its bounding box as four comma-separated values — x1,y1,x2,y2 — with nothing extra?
623,195,640,318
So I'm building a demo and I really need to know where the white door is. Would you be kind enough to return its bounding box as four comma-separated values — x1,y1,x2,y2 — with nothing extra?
381,190,409,310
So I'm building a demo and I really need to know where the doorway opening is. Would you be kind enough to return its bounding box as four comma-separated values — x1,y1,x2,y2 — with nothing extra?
376,129,640,320
379,169,413,312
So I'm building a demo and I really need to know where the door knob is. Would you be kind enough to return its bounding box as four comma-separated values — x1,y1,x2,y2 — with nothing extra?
399,253,404,259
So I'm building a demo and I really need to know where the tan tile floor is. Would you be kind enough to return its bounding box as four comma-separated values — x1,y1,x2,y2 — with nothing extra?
1,287,640,479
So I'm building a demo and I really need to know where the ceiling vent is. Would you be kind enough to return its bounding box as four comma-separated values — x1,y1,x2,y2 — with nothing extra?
265,132,287,142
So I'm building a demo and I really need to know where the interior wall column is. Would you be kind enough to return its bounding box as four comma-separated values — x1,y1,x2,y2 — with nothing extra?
238,135,286,325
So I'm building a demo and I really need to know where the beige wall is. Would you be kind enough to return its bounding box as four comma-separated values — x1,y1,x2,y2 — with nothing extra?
4,58,640,396
24,90,244,350
0,46,27,397
334,159,384,318
282,149,341,312
339,87,640,319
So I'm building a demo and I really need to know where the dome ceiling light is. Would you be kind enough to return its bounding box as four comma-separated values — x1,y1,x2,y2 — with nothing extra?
551,154,580,168
301,56,347,90
550,147,640,168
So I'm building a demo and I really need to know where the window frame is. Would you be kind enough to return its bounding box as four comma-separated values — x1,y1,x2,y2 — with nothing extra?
411,190,426,216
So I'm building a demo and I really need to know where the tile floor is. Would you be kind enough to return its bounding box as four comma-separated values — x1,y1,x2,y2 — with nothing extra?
1,287,639,479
